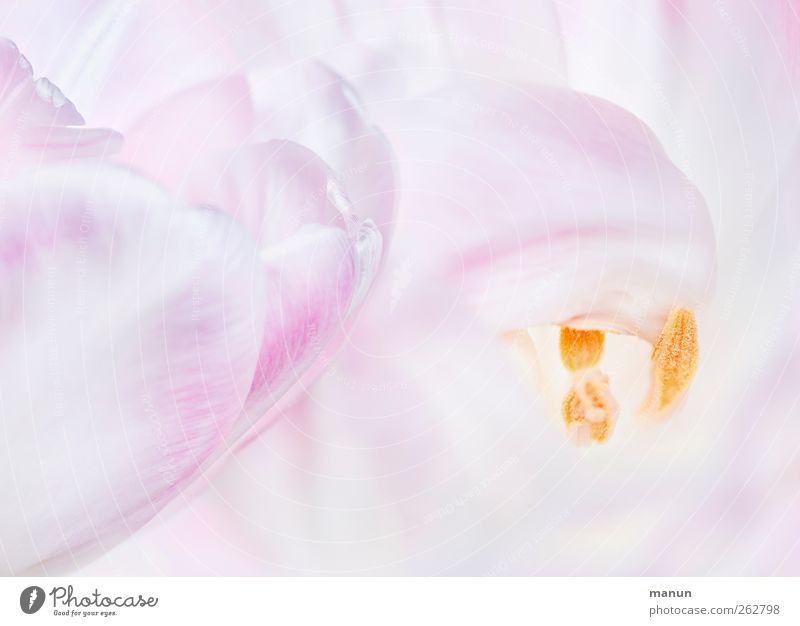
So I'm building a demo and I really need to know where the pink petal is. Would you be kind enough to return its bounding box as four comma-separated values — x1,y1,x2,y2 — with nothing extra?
118,69,391,433
206,141,383,439
0,38,121,171
246,62,396,241
368,78,716,341
0,163,266,573
120,65,396,240
0,39,82,126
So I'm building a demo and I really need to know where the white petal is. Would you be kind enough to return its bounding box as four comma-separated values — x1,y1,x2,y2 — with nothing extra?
369,78,716,341
558,1,800,265
0,163,266,573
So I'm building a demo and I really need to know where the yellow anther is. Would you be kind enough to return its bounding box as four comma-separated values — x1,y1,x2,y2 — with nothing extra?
562,369,619,446
559,326,605,372
641,307,698,414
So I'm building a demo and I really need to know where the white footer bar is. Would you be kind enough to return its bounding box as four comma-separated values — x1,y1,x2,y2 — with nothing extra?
1,577,797,625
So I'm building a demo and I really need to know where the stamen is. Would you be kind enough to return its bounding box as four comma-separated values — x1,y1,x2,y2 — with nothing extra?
641,307,698,414
562,369,619,445
559,327,605,372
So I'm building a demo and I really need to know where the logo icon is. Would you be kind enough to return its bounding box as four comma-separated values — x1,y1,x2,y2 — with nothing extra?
20,586,45,614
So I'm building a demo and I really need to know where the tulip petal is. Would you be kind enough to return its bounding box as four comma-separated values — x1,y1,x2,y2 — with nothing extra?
120,65,396,240
557,1,799,263
0,38,121,170
0,163,266,573
246,63,397,240
0,39,82,126
368,79,716,341
119,70,391,432
205,141,383,437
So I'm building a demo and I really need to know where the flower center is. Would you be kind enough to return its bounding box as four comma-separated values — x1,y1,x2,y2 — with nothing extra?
556,307,698,445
